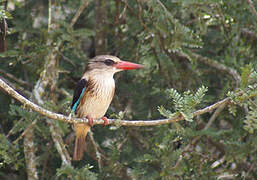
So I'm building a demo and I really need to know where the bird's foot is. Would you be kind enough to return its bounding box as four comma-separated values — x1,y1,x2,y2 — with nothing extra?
86,115,94,127
101,116,109,126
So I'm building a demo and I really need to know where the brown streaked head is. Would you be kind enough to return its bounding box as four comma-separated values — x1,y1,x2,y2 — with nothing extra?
84,55,144,74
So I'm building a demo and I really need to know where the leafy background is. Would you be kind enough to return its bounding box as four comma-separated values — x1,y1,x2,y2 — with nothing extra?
0,0,256,179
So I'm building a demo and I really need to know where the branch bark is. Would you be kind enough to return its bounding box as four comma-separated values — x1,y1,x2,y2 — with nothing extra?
29,0,91,167
248,0,257,19
32,0,71,166
0,78,231,126
23,122,38,180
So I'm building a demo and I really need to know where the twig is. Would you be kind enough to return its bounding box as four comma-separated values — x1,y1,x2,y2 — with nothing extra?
152,48,162,73
172,103,227,169
178,52,241,86
135,0,149,31
7,118,24,138
117,136,128,150
13,119,38,144
135,0,241,87
0,78,233,126
88,132,103,172
57,51,76,67
0,69,32,88
85,132,133,179
241,28,257,41
47,119,71,165
69,0,90,28
204,102,227,130
244,163,254,180
248,0,257,19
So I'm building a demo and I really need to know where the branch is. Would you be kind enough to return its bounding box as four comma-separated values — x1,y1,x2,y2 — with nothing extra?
0,78,230,126
86,132,133,179
241,28,257,41
88,132,103,172
172,102,227,169
69,0,90,28
0,69,32,88
26,0,90,167
248,0,257,19
47,119,71,165
135,0,241,87
0,76,31,97
23,123,39,180
14,119,38,143
178,52,241,86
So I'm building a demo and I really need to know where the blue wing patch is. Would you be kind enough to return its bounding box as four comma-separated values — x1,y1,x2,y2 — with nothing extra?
71,79,87,113
71,87,85,113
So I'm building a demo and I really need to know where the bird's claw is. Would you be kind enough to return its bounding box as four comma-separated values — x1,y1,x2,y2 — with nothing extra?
86,116,94,127
101,117,109,126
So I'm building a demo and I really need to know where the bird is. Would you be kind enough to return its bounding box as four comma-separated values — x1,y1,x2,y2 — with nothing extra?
71,55,144,160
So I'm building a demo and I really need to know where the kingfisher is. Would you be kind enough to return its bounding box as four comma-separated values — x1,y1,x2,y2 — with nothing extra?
71,55,143,160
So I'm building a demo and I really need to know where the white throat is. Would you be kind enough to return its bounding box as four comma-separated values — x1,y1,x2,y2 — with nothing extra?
83,70,115,97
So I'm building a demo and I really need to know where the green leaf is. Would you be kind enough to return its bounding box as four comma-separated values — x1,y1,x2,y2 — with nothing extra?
240,64,252,89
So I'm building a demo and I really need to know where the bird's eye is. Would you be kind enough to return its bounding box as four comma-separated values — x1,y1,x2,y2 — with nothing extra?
104,59,115,66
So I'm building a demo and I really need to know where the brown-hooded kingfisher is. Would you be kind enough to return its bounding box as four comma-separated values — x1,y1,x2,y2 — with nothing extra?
71,55,144,160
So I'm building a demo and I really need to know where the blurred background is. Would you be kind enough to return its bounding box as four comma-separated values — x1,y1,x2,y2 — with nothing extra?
0,0,256,179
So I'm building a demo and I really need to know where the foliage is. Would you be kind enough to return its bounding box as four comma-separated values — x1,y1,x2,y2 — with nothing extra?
56,165,98,180
159,86,208,121
0,0,256,179
227,66,257,134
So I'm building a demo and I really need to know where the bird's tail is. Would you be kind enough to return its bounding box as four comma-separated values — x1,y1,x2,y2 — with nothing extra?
73,123,91,161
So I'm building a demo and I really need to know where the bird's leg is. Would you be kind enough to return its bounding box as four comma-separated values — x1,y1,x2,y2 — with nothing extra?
86,115,94,127
101,116,109,126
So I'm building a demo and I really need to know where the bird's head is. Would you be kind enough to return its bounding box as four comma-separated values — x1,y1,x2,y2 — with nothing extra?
85,55,144,75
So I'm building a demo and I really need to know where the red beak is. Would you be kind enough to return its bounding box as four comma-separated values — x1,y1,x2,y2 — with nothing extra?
115,61,144,70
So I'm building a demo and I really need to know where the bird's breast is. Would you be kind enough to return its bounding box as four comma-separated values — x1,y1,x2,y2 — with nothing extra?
77,77,115,119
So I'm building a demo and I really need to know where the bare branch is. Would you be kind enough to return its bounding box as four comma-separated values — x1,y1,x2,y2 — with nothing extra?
23,126,39,180
14,119,38,144
69,0,90,28
248,0,257,19
86,132,133,179
178,52,241,86
0,69,32,88
47,119,71,165
0,78,231,126
88,132,103,172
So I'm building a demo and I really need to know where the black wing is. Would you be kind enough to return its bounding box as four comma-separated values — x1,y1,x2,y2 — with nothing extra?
71,79,87,113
